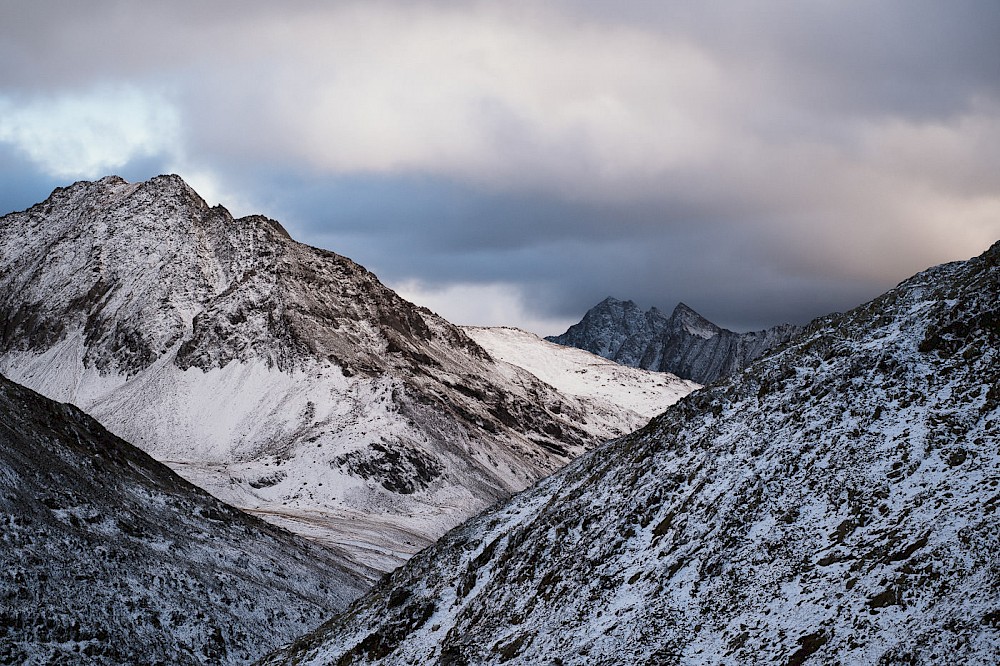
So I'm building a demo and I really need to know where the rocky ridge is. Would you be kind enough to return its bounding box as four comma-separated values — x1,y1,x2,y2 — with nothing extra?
265,241,1000,665
0,175,683,575
547,297,802,384
0,373,367,665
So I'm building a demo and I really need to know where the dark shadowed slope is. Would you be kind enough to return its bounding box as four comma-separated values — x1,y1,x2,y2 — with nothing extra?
0,373,367,665
547,297,801,384
264,241,1000,665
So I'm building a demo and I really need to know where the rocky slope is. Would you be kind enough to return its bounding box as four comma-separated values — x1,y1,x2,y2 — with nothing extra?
0,372,367,665
264,241,1000,665
547,297,802,384
0,175,656,576
462,326,698,421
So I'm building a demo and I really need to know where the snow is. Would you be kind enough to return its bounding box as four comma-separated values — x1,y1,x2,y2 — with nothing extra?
1,340,492,575
265,241,1000,665
0,373,368,665
463,326,699,419
0,174,695,582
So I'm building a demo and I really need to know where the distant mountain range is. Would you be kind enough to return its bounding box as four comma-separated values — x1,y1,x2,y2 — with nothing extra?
547,297,802,384
0,372,367,664
265,241,1000,665
0,175,696,579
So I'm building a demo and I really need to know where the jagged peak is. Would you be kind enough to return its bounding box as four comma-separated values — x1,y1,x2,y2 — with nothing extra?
41,174,126,201
594,296,631,309
985,238,1000,265
32,173,212,219
137,174,210,207
236,213,292,240
669,302,720,339
671,301,696,315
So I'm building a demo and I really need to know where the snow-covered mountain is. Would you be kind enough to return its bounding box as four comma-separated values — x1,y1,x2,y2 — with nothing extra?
0,372,367,665
264,241,1000,665
0,175,653,576
462,326,698,421
547,297,802,384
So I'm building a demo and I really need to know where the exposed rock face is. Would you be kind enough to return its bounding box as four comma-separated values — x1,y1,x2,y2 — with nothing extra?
0,373,367,665
264,242,1000,665
0,175,657,576
547,297,802,384
546,297,672,367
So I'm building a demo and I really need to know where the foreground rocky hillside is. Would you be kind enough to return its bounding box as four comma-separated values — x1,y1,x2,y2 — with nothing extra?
0,175,676,576
265,241,1000,665
0,373,367,665
547,297,801,384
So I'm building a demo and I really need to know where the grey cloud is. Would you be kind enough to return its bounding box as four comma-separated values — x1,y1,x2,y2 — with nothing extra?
243,169,895,331
565,1,1000,121
0,145,65,214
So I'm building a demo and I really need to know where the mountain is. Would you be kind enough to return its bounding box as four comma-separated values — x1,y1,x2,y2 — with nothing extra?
546,297,802,384
0,175,652,576
462,326,699,421
263,241,1000,665
546,297,672,366
0,372,367,665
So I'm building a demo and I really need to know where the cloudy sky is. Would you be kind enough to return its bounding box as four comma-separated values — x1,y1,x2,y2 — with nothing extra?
2,1,998,334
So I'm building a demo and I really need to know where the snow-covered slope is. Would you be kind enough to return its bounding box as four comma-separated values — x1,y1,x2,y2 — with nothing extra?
0,372,367,665
547,298,802,384
463,326,698,420
264,241,1000,665
0,175,646,577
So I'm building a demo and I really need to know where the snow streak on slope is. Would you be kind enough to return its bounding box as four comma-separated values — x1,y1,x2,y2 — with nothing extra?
463,326,699,420
0,175,642,577
265,242,1000,665
0,373,367,665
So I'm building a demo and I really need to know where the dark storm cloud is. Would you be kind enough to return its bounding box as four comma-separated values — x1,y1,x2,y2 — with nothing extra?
0,146,64,214
1,1,998,332
241,169,893,331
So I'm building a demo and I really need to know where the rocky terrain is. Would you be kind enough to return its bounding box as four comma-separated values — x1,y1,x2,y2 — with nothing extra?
0,372,367,665
547,297,801,384
0,175,684,576
265,241,1000,665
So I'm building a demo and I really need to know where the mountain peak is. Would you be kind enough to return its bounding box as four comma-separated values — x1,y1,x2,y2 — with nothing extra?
595,296,637,310
670,301,698,316
147,172,188,186
669,302,721,339
546,297,666,364
237,212,292,239
139,173,210,207
549,298,800,383
0,175,651,579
